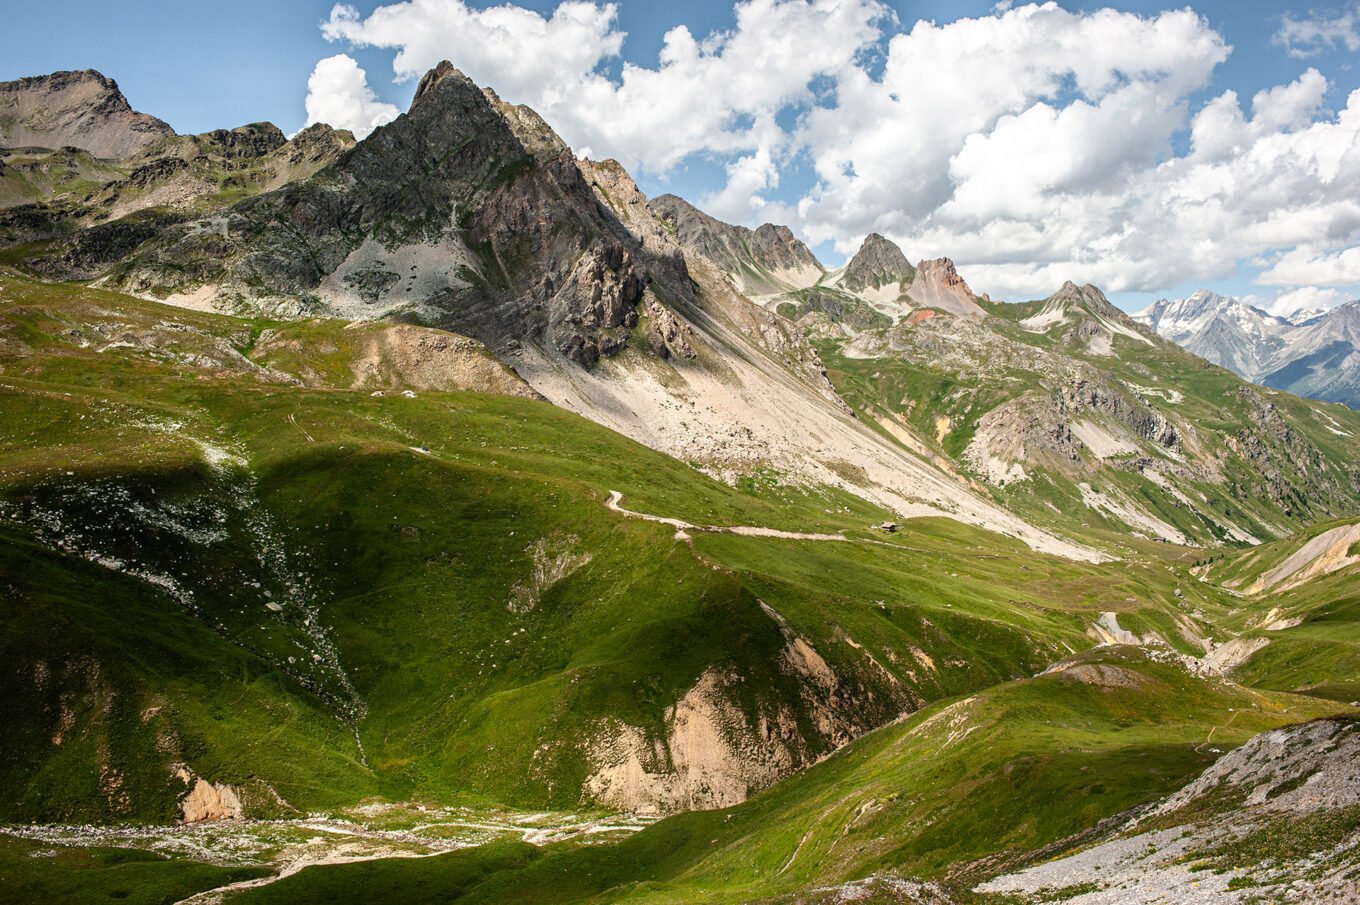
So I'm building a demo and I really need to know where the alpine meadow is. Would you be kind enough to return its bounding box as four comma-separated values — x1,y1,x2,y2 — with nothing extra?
2,2,1359,903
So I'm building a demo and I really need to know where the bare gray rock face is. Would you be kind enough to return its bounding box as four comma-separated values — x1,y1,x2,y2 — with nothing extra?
0,69,174,157
841,232,914,295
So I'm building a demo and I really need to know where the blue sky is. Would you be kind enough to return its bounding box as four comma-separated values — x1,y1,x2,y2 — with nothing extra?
4,1,1359,312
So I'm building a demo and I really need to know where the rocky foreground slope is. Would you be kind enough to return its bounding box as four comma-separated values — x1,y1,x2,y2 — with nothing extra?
979,717,1360,903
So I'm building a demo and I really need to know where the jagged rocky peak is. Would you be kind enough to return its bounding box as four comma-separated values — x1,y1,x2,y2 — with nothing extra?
412,60,473,105
277,122,357,167
841,232,914,292
907,256,983,316
648,193,823,295
1017,280,1154,354
198,122,288,157
481,87,572,163
1053,280,1123,317
1133,289,1279,337
0,69,174,157
749,222,823,275
108,59,657,369
133,121,289,164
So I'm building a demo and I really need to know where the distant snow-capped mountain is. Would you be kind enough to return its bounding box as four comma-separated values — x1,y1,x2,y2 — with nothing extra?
1134,291,1360,409
1132,290,1291,381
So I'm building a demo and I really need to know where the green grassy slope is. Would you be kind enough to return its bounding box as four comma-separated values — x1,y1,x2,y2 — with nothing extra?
816,298,1360,553
0,270,1230,823
225,648,1349,904
3,270,1358,904
0,835,267,905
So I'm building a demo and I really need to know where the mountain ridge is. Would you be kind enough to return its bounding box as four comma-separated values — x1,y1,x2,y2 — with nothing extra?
0,69,174,157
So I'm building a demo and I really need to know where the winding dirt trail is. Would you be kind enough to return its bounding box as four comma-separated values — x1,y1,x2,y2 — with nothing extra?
605,491,848,542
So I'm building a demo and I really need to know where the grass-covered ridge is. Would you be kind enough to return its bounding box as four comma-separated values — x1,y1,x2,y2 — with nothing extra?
2,270,1357,902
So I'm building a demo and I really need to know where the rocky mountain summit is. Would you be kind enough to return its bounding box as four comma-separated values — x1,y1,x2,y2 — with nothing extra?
1263,300,1360,407
837,232,915,295
649,193,823,297
906,256,983,316
1134,290,1292,379
106,60,660,368
0,70,356,279
0,69,173,157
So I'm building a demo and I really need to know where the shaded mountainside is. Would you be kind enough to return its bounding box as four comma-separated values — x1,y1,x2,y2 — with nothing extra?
106,61,666,366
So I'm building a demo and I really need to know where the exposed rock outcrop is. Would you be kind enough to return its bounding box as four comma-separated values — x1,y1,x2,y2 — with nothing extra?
649,193,823,296
906,257,983,316
107,61,656,368
840,233,914,295
176,770,242,824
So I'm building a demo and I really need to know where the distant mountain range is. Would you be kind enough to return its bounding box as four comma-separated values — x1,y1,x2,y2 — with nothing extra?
1134,289,1360,409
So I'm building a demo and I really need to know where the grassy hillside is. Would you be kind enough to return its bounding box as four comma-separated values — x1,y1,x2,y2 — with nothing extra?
2,270,1357,903
818,295,1360,553
0,270,1234,821
216,648,1347,904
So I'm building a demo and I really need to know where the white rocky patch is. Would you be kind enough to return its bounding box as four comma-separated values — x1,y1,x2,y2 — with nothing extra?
1078,482,1190,546
1069,419,1139,459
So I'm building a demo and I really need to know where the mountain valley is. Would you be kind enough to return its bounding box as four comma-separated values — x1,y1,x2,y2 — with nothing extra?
0,62,1358,905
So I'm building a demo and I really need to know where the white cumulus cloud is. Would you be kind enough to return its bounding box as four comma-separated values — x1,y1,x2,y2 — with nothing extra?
303,54,400,138
1260,245,1360,287
1268,286,1348,316
320,0,888,181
